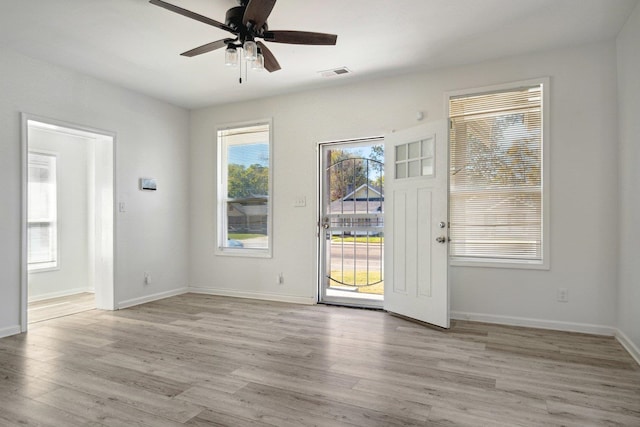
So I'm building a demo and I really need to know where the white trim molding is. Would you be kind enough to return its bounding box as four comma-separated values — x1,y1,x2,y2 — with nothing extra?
450,311,617,336
28,288,94,303
0,325,22,339
189,286,316,305
116,287,189,310
616,329,640,366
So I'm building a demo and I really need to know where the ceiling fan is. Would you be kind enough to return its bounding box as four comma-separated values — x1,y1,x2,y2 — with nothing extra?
149,0,338,73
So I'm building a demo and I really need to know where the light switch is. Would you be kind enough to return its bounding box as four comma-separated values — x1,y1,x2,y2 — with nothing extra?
119,202,126,213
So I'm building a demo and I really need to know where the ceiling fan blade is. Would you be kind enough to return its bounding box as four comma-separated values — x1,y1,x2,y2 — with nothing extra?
257,41,281,72
181,39,230,57
243,0,277,29
149,0,235,34
263,30,337,45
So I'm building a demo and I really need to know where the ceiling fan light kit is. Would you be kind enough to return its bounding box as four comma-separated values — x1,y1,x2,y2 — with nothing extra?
243,40,258,61
224,46,238,66
150,0,338,80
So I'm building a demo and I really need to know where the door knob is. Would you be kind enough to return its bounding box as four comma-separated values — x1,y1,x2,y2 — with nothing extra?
435,236,447,243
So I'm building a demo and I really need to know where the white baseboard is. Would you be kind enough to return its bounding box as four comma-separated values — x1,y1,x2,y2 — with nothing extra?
188,286,316,305
117,287,189,310
616,329,640,366
28,287,94,303
450,311,617,336
0,325,22,339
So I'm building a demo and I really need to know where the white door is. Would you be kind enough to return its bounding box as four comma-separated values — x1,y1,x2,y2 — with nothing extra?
384,121,449,328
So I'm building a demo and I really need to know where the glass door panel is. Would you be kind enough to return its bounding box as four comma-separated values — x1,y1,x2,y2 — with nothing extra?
319,139,384,307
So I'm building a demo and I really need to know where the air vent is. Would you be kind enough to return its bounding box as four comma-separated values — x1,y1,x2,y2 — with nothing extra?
319,67,351,77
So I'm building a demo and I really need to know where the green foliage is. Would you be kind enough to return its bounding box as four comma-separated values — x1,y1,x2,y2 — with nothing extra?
228,163,269,198
328,146,385,202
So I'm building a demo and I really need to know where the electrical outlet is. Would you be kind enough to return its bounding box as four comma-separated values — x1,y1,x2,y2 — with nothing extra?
557,288,568,302
144,272,151,285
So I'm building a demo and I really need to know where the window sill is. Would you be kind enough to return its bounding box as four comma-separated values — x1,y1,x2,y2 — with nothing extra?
450,257,549,271
28,264,59,273
216,248,272,259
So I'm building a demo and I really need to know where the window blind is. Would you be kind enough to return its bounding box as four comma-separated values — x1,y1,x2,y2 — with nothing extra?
27,152,58,268
449,85,543,262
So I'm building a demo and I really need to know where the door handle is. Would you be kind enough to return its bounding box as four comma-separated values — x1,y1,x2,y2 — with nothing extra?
435,236,447,244
322,223,330,229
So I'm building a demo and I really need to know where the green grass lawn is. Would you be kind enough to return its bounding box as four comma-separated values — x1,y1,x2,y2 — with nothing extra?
329,270,384,295
331,236,384,244
228,233,265,240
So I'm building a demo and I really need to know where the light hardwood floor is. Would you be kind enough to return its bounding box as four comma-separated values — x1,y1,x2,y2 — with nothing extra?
1,293,638,426
28,292,96,324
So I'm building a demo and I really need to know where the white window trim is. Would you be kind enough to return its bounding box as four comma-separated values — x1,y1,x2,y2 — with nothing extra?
27,149,61,273
445,77,550,270
216,118,273,258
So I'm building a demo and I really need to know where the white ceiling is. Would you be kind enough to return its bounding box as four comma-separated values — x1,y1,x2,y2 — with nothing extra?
1,0,636,109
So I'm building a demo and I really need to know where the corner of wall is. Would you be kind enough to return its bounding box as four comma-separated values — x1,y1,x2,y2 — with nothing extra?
616,328,640,366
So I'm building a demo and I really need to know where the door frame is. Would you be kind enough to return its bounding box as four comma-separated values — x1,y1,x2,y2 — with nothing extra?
20,113,117,331
316,136,385,308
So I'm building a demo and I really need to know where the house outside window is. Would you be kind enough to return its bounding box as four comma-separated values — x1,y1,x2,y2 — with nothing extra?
28,151,58,271
217,121,272,257
448,79,549,269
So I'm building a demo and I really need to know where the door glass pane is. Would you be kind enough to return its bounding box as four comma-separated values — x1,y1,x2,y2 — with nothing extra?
422,138,434,157
396,162,406,179
422,158,434,176
408,160,420,177
320,141,384,307
408,141,420,159
396,144,407,161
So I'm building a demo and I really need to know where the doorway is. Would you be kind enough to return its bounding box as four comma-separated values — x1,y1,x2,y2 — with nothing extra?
21,116,115,329
318,138,384,308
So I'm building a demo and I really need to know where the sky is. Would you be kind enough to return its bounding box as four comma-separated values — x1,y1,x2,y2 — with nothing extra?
228,142,269,167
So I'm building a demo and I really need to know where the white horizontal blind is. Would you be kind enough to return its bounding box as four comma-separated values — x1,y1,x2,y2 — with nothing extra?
449,85,543,262
28,152,58,269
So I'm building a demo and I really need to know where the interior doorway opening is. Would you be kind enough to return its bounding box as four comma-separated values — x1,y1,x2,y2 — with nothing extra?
318,138,384,308
22,116,115,328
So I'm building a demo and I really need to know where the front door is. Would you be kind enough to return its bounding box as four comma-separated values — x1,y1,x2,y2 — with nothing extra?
318,138,385,307
383,121,449,328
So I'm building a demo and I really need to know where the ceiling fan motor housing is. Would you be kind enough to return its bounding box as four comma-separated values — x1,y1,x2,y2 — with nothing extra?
225,6,267,35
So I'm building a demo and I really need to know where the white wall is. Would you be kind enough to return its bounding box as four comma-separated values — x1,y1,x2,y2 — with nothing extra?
616,2,640,357
190,41,620,331
0,48,190,337
27,127,91,300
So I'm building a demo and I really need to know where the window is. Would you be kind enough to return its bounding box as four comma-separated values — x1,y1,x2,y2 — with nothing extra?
217,121,272,256
449,80,547,267
394,137,435,179
28,152,58,271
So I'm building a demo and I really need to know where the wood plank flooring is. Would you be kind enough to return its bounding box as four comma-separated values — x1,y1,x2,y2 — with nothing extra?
1,293,639,426
28,292,95,324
